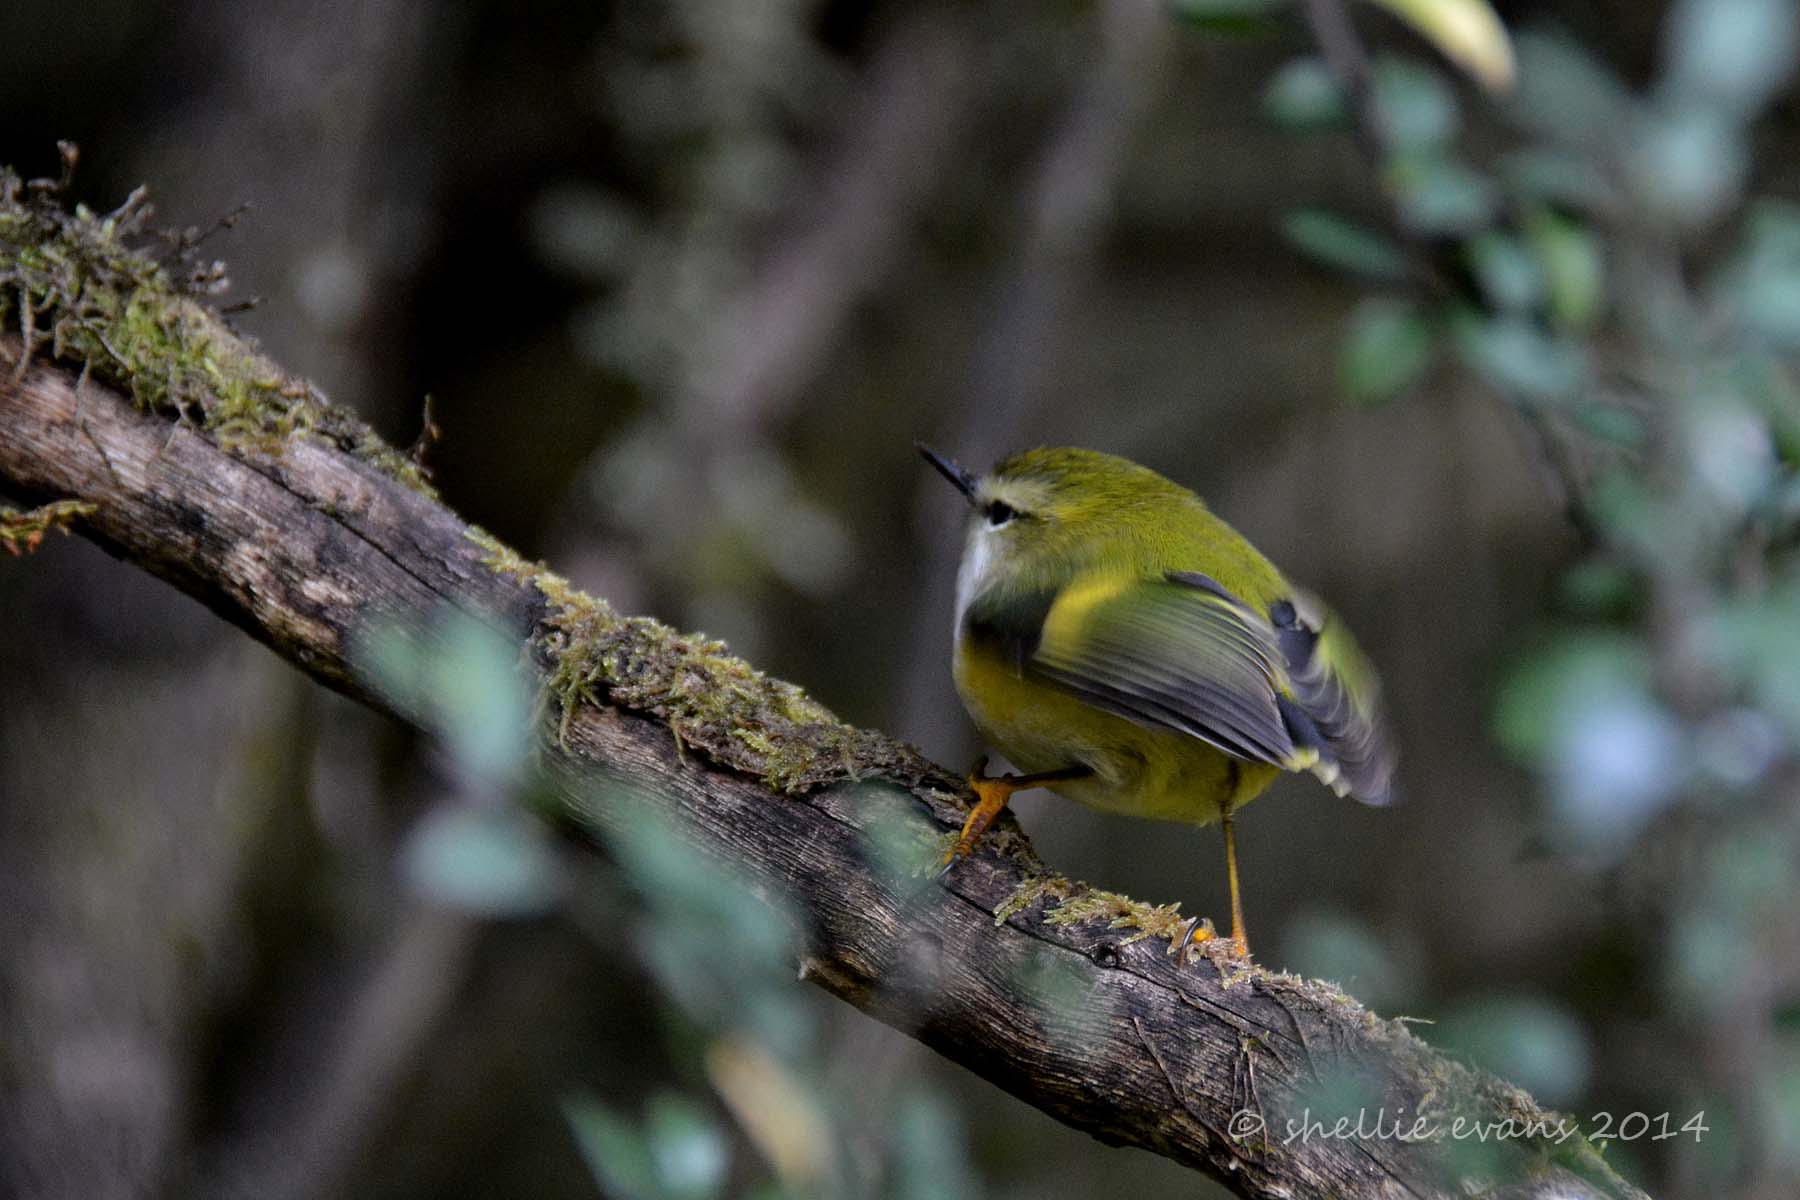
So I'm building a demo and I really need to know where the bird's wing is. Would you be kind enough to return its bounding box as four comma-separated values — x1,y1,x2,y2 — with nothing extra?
1022,570,1395,805
1265,586,1397,806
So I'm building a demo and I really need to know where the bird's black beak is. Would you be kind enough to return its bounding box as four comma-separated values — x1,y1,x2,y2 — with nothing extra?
916,441,978,505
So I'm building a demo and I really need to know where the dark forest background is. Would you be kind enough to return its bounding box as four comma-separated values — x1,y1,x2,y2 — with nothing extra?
4,1,1799,1198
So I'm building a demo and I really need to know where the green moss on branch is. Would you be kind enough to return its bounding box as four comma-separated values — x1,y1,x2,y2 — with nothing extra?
0,165,433,496
1,499,95,555
467,527,933,795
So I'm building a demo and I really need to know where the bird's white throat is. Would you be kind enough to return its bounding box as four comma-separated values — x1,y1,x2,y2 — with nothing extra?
952,526,998,630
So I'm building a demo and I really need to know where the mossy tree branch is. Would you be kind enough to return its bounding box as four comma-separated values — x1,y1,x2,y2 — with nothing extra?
0,178,1648,1200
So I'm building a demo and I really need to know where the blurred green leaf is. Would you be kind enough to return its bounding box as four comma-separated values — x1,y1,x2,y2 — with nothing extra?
1364,0,1516,91
1550,696,1686,853
1439,1124,1514,1186
646,1094,730,1200
1587,467,1723,572
1390,156,1498,234
1777,473,1800,525
1281,911,1413,1010
1465,232,1543,312
856,787,943,887
1372,57,1458,150
433,615,533,785
1571,402,1644,447
1701,579,1800,739
614,811,794,966
1453,313,1585,400
599,799,808,1052
1498,148,1616,212
1494,632,1654,762
1665,1092,1739,1180
1011,946,1093,1044
1771,1066,1800,1169
1557,560,1641,619
1524,209,1605,330
1729,200,1800,347
1703,825,1796,916
566,1095,660,1200
1339,298,1436,404
1288,1063,1385,1128
529,185,641,279
1694,708,1783,786
888,1090,979,1200
361,623,428,708
359,612,531,786
1263,57,1347,128
1630,107,1748,226
1666,910,1754,1016
1586,468,1659,552
1728,354,1800,459
401,807,559,917
1663,0,1800,118
1683,395,1777,513
1509,32,1636,147
1280,209,1411,280
1435,997,1592,1107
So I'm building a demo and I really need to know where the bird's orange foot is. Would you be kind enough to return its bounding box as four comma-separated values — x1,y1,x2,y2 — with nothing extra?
1175,916,1249,965
938,757,1016,875
939,759,1093,878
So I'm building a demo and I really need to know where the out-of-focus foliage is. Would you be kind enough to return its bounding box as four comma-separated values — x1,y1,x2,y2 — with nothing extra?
527,0,857,655
1265,0,1800,1191
358,618,980,1200
1434,994,1593,1105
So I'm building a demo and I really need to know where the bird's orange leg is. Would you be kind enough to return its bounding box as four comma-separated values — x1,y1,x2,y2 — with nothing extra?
1221,808,1249,957
1179,809,1250,963
939,757,1089,872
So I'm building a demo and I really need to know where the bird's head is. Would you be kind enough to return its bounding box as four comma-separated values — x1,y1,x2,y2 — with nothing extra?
917,443,1203,604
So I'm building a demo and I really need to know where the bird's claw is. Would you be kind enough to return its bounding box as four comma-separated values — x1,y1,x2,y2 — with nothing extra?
938,757,1015,880
1174,915,1215,966
1174,916,1249,965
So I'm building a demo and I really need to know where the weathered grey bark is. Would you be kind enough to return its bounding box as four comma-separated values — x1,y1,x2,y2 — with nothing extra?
0,338,1648,1200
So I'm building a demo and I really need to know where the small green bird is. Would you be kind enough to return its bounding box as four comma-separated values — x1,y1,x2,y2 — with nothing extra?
921,444,1395,959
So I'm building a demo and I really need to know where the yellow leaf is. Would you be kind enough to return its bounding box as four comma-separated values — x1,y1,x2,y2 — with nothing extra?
1365,0,1516,91
705,1034,831,1187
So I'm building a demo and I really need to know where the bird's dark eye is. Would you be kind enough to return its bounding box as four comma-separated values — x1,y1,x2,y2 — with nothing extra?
985,501,1017,526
